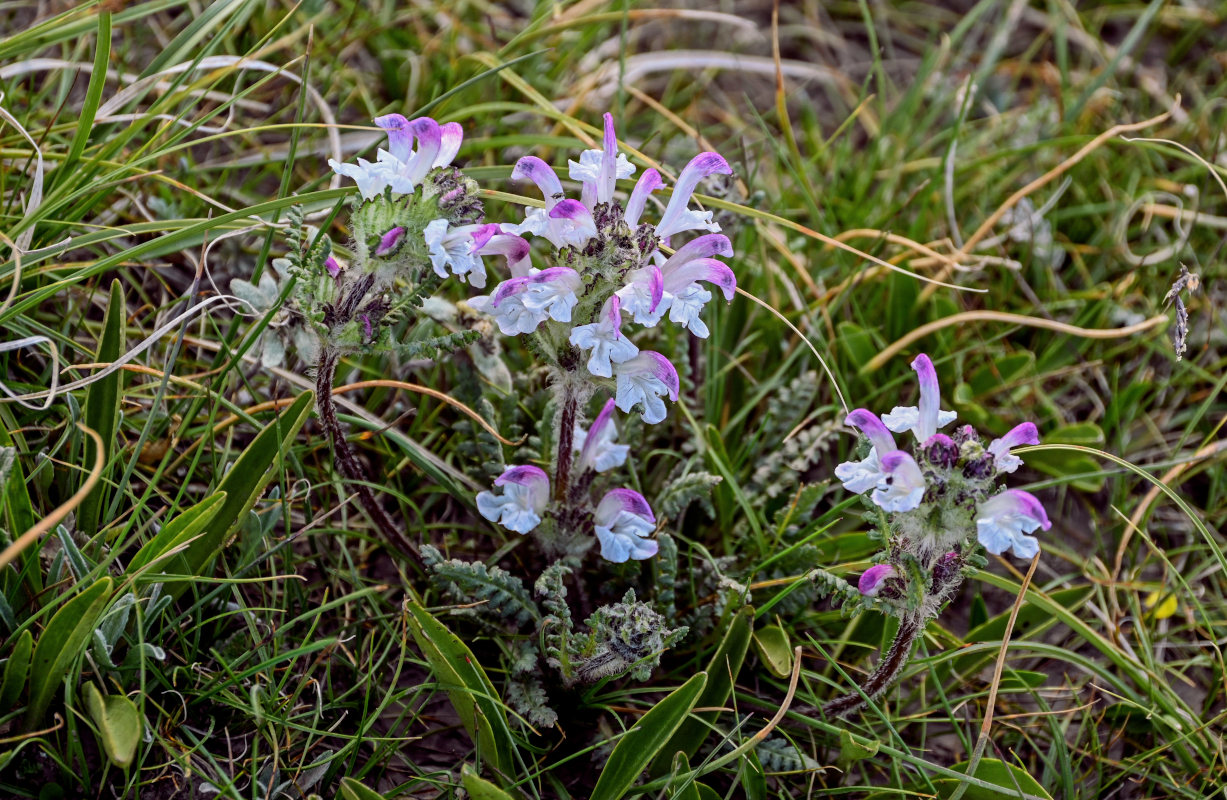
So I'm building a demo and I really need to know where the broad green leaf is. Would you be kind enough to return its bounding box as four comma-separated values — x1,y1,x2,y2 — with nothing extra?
82,682,141,768
997,670,1050,691
461,765,519,800
695,785,722,800
78,279,126,537
0,425,38,590
404,600,514,775
933,757,1054,799
168,391,313,598
969,594,989,630
591,672,708,800
126,492,227,577
1023,422,1106,491
839,728,879,766
651,607,752,776
952,382,990,429
668,752,699,800
25,577,113,728
954,586,1092,676
968,352,1035,398
837,321,879,372
0,629,33,709
58,11,111,186
752,624,793,679
740,747,767,800
336,777,386,800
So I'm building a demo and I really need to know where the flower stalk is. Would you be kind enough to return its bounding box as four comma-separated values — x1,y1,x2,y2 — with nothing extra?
822,613,925,717
315,345,422,565
821,353,1053,716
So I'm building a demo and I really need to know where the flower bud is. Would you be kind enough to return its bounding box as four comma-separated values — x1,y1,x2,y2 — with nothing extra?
952,424,980,447
962,454,995,480
924,433,959,469
930,551,961,591
858,564,898,597
374,226,407,258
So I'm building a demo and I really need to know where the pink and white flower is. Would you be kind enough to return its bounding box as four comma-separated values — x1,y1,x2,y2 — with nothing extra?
593,488,658,562
881,354,958,443
616,233,735,332
654,151,733,239
614,351,680,425
568,113,635,210
986,422,1040,474
834,409,899,495
574,398,630,473
858,564,897,597
329,115,463,200
873,450,926,512
476,465,550,534
569,295,639,378
976,489,1051,559
473,267,582,335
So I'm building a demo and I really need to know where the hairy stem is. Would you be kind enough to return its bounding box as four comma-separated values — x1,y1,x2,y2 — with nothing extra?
822,613,925,717
554,379,579,504
316,346,422,566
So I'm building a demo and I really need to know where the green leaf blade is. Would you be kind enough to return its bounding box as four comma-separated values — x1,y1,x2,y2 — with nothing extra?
591,671,708,800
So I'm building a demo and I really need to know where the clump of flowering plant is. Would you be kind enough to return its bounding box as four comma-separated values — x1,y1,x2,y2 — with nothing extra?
471,112,735,562
822,353,1050,716
279,114,512,563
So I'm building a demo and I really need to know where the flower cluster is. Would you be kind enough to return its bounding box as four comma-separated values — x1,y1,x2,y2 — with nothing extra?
272,114,500,359
470,112,738,565
477,399,659,562
835,353,1051,597
467,112,736,424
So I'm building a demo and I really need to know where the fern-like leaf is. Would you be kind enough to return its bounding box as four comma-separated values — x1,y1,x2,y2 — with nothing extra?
422,545,539,628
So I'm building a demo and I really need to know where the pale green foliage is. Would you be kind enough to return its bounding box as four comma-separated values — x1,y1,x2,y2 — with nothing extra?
757,737,823,773
656,466,722,520
422,545,539,628
568,590,688,684
654,533,679,619
806,567,865,615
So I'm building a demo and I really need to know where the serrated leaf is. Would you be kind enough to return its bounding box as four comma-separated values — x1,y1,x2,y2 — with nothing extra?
82,683,141,767
591,672,708,800
0,629,33,709
932,757,1053,799
404,600,514,776
25,577,113,729
752,624,793,679
650,607,753,777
